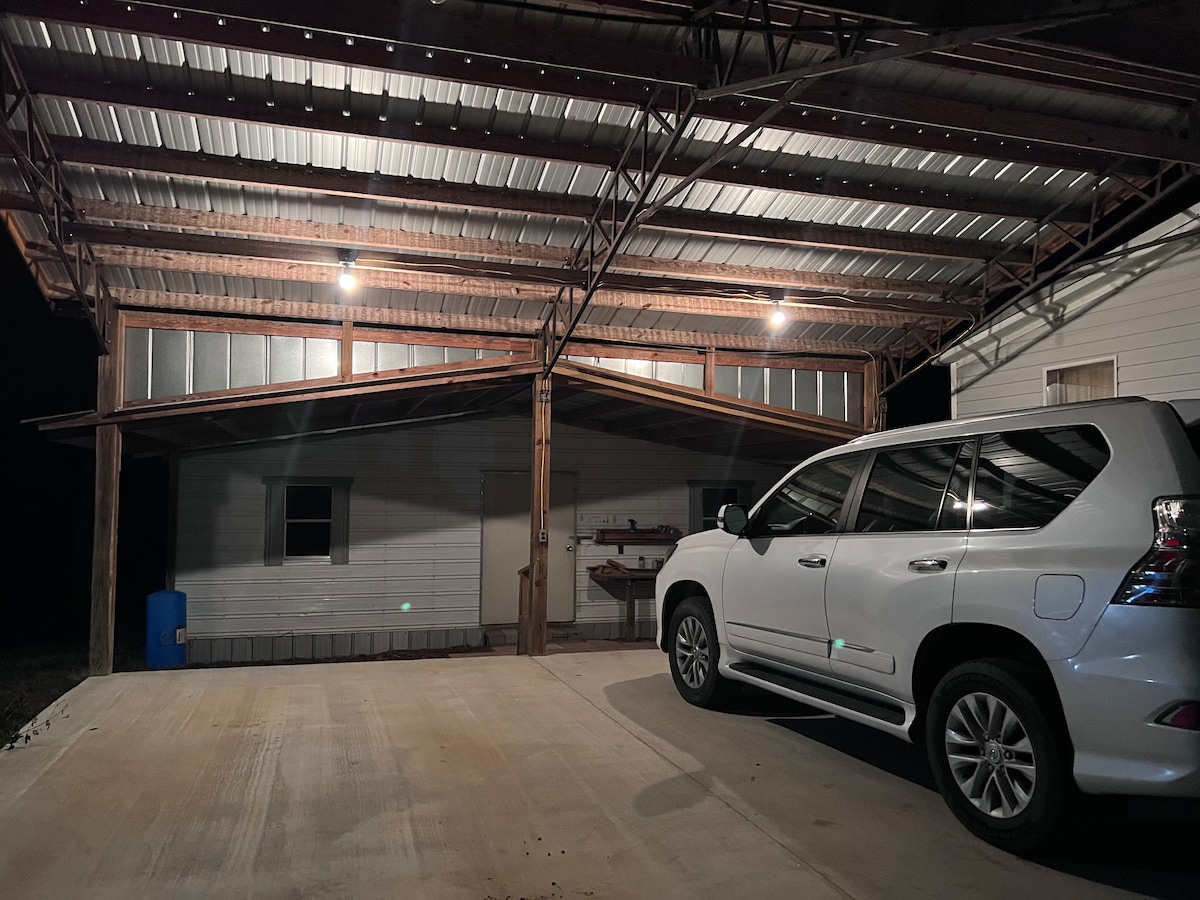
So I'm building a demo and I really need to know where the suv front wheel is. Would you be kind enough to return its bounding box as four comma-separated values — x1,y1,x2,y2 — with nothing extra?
668,597,738,708
926,659,1071,855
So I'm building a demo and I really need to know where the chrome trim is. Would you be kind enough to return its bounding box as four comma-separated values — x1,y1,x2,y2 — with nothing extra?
726,620,828,645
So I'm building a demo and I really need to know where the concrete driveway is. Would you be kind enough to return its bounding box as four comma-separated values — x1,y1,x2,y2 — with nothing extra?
0,651,1192,899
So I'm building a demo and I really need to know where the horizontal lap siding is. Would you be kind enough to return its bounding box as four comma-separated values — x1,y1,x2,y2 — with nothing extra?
176,417,787,637
952,239,1200,416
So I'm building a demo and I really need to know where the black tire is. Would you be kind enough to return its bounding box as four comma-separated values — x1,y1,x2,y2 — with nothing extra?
925,659,1072,856
667,596,739,709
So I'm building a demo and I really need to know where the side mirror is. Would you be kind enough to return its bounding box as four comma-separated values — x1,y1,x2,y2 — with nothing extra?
717,503,749,536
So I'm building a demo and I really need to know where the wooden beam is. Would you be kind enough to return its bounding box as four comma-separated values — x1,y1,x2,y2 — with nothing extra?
89,315,123,676
48,137,1066,227
52,358,546,427
555,361,865,443
779,79,1200,167
29,73,618,170
70,206,1017,273
114,288,540,335
100,261,976,329
56,137,601,218
571,324,876,356
863,356,880,432
74,200,974,299
89,422,121,676
522,375,552,656
563,343,867,371
70,221,975,301
48,139,1031,262
113,288,881,356
340,321,353,382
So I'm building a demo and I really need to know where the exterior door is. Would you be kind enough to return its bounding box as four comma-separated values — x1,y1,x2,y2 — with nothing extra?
824,441,972,698
721,453,864,672
481,472,576,626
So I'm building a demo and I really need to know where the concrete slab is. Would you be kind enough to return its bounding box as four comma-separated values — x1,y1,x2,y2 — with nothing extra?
0,652,1189,899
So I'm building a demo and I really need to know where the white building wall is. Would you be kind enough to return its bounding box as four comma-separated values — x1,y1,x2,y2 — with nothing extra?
946,209,1200,418
176,416,788,646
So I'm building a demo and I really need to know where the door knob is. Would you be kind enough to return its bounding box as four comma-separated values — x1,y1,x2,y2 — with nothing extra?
566,543,574,551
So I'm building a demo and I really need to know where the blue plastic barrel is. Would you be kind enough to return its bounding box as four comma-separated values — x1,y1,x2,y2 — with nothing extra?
146,589,187,669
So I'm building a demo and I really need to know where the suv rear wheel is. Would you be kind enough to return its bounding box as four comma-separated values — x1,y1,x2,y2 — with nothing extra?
926,659,1070,855
668,597,738,708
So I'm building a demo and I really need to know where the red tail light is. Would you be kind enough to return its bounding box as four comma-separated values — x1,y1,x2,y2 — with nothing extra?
1156,702,1200,731
1111,497,1199,608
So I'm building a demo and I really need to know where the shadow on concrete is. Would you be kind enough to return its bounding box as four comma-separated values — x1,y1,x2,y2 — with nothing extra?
606,673,1199,900
1038,795,1200,899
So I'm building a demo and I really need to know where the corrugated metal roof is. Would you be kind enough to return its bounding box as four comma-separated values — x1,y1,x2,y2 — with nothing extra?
6,0,1196,405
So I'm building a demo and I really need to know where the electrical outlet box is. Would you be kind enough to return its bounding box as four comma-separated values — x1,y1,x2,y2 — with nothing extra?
578,513,617,527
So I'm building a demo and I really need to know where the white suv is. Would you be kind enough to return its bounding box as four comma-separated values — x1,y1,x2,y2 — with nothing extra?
655,396,1199,854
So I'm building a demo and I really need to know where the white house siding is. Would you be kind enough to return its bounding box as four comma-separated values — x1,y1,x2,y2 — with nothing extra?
945,208,1200,418
176,416,789,660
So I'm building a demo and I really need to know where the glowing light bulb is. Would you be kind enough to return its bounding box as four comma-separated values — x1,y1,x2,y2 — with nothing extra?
338,266,356,290
769,306,786,326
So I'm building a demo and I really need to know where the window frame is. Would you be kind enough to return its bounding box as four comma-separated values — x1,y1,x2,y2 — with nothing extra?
688,480,756,534
746,452,867,538
1043,356,1116,406
843,440,975,535
264,476,352,566
967,425,1111,532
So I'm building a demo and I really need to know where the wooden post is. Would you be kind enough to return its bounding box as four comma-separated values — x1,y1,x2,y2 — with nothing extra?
703,348,716,396
519,374,551,656
89,319,123,676
863,356,881,432
340,320,354,381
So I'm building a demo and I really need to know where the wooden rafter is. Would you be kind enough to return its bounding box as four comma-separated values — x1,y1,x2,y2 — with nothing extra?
86,249,970,328
111,290,881,356
73,200,974,299
51,135,1085,227
67,209,1020,268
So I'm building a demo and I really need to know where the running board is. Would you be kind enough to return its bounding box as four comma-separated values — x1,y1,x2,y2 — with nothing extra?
729,661,906,726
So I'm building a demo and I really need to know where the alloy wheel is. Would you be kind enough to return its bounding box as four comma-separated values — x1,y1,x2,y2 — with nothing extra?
944,691,1037,818
674,615,710,689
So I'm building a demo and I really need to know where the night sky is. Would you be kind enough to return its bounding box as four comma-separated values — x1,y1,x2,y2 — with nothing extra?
1,228,166,653
0,227,947,653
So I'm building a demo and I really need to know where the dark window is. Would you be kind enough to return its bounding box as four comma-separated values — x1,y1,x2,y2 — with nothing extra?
284,485,333,557
689,482,753,533
971,426,1110,529
264,477,352,565
751,453,863,536
853,442,970,533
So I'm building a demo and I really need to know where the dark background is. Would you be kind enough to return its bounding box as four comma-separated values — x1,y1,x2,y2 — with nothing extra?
1,228,167,654
0,227,948,655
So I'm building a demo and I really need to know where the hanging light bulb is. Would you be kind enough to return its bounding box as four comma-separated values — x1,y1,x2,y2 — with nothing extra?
769,301,786,326
338,263,356,291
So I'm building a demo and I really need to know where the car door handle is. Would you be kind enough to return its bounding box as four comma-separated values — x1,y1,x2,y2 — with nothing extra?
798,555,827,568
908,558,948,573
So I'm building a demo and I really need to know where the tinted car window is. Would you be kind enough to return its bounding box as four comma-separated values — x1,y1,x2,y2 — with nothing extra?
752,453,863,536
972,425,1110,529
854,442,971,532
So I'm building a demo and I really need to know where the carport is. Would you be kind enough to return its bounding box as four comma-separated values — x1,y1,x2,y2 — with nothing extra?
0,650,1182,899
